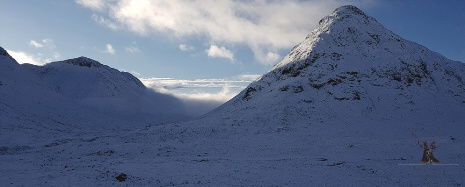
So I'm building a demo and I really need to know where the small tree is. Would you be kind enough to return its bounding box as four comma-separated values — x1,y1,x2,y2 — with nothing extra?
409,129,442,163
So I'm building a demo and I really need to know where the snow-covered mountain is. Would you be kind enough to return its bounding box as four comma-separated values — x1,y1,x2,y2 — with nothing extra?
25,56,190,123
0,48,190,132
164,6,464,185
1,5,464,186
209,5,465,125
154,5,465,185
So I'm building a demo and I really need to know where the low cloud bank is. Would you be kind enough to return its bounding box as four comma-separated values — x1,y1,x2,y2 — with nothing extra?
140,75,260,116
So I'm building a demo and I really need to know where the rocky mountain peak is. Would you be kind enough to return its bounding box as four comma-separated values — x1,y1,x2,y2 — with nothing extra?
321,5,377,27
209,5,465,124
270,5,408,75
62,56,104,68
333,5,368,17
0,46,9,56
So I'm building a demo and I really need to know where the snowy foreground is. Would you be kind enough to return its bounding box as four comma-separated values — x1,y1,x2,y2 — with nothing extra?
1,5,465,186
1,116,464,186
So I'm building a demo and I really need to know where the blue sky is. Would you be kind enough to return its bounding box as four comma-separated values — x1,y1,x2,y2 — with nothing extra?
1,0,464,104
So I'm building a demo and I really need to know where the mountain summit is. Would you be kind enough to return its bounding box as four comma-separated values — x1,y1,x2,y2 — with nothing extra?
274,5,405,70
208,5,465,125
62,56,105,68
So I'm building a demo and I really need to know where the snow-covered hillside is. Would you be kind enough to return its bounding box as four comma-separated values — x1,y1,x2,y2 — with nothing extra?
1,49,190,128
1,5,464,186
24,56,190,124
0,47,193,154
211,5,465,124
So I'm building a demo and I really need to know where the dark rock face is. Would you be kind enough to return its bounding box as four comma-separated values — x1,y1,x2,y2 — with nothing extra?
0,47,8,56
63,57,104,68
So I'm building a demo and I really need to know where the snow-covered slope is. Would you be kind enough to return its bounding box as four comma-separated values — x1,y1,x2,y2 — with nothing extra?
22,56,189,123
0,48,190,140
1,5,464,186
209,5,465,125
1,47,193,162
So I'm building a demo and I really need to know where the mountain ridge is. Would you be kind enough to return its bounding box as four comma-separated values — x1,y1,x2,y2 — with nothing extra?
0,49,190,130
23,56,147,98
61,56,105,68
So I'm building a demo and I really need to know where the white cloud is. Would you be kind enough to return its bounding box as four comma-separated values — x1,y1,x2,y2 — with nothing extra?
255,51,282,65
105,44,115,54
205,45,234,61
237,74,261,81
27,39,56,49
17,39,61,65
125,46,140,53
141,78,246,91
92,13,119,30
7,50,46,65
76,0,108,11
28,40,43,48
41,39,56,48
139,74,259,102
77,0,375,65
139,74,261,115
179,44,195,51
129,71,141,76
181,85,237,104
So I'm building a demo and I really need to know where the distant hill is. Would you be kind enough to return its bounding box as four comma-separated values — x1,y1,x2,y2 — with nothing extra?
0,48,191,132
